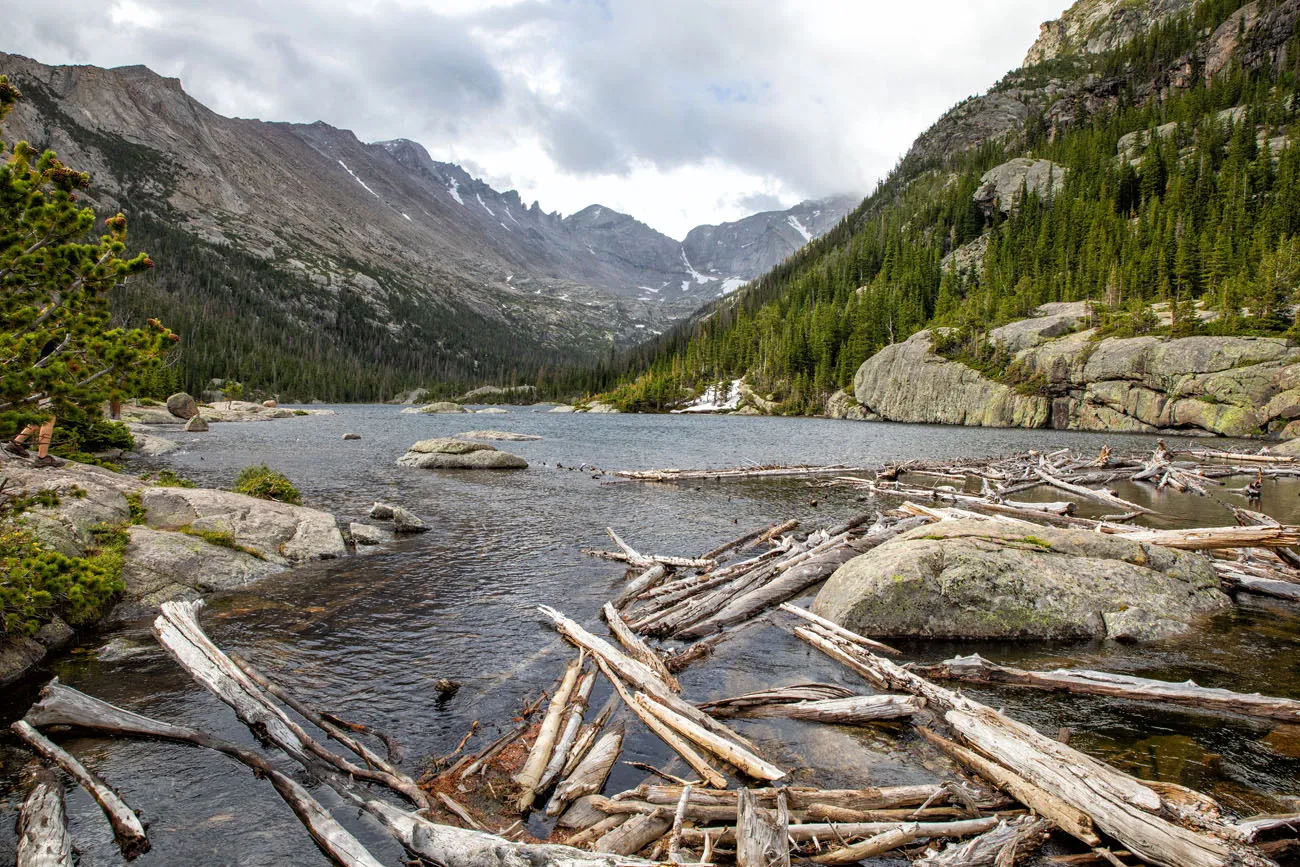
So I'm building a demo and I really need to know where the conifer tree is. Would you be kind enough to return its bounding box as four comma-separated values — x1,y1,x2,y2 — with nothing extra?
0,75,176,430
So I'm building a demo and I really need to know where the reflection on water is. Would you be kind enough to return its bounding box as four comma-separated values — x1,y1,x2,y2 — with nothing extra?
1,407,1297,864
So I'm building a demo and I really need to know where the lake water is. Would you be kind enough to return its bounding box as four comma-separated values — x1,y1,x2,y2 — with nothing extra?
2,407,1298,865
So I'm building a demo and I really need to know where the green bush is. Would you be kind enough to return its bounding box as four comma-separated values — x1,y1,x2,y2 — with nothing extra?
142,469,196,488
0,520,125,636
232,465,302,505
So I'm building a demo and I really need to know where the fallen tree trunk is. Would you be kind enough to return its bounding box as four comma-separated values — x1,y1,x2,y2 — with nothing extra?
547,726,625,817
737,787,789,867
778,602,902,656
915,816,1051,867
1033,468,1156,515
811,823,918,864
913,654,1300,724
679,816,1000,847
1100,524,1300,550
785,609,1276,867
627,782,974,812
516,653,585,812
11,719,150,859
633,692,787,781
17,767,72,867
602,603,680,691
614,564,668,609
700,687,922,724
24,681,388,867
537,669,598,796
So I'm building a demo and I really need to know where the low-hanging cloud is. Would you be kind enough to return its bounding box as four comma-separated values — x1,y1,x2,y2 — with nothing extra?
1,0,1067,237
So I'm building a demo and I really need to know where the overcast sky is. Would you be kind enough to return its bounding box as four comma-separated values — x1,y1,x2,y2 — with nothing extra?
4,0,1067,238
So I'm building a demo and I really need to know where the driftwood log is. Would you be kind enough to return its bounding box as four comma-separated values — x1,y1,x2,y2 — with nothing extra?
16,767,72,867
736,787,789,867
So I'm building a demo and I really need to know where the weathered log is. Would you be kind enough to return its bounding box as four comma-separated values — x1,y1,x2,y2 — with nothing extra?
779,602,902,655
787,613,1276,867
811,823,918,864
24,682,388,867
679,817,1000,847
1236,813,1300,842
517,653,585,811
153,601,434,811
601,528,715,569
17,767,72,867
613,464,869,482
594,657,726,788
614,564,669,609
628,783,976,812
1033,468,1156,515
547,726,625,817
560,694,617,780
602,603,680,691
916,816,1052,867
915,726,1099,847
737,788,789,867
667,784,693,865
593,808,671,855
633,693,786,781
438,792,487,830
11,719,150,859
565,813,628,846
700,686,922,724
1100,524,1300,550
914,654,1300,723
539,605,764,754
1220,570,1300,601
700,682,854,712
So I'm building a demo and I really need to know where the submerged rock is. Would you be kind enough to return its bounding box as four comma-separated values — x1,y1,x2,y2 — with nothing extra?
813,519,1228,641
397,437,528,469
369,502,395,519
342,432,362,440
349,522,390,545
457,430,543,442
391,506,428,534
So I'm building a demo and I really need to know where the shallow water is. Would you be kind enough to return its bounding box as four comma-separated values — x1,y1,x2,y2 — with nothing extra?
1,407,1297,865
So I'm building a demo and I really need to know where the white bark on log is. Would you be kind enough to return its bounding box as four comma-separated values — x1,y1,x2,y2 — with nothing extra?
538,669,598,794
25,682,388,867
915,816,1051,867
517,652,585,811
680,817,1000,846
811,823,918,864
539,605,765,754
1033,468,1156,515
592,809,671,855
603,603,680,691
780,602,902,655
546,726,625,817
915,654,1300,723
634,693,786,781
607,527,653,568
614,564,668,609
17,768,71,867
11,719,150,859
737,788,789,867
732,694,924,724
668,784,693,865
628,783,962,812
1100,524,1300,550
594,658,726,788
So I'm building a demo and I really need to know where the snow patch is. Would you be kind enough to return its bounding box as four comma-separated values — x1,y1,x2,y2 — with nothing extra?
720,277,747,294
338,160,380,198
504,206,520,225
671,379,744,414
402,213,412,221
787,215,813,242
639,285,660,294
447,178,464,205
680,249,711,284
499,222,511,232
477,193,495,216
681,280,691,292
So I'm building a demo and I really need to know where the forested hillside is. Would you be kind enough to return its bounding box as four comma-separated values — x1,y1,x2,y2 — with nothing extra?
602,0,1300,413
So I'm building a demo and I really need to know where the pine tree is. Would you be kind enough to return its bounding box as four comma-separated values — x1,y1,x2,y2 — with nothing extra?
0,75,176,429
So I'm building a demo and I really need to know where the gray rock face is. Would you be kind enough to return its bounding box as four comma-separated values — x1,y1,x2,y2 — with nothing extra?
1024,0,1193,66
974,158,1068,215
853,331,1049,428
140,487,346,564
349,522,391,545
813,520,1228,641
682,196,860,282
0,636,46,687
987,301,1090,353
824,389,873,421
369,502,395,519
397,437,529,470
391,506,428,534
184,415,209,432
417,401,469,414
113,526,284,620
167,392,200,419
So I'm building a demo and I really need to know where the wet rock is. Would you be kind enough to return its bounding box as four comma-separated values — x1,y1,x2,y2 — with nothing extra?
140,487,346,564
349,522,390,545
813,520,1229,641
96,636,158,662
391,506,427,534
122,404,182,425
457,430,542,442
585,402,620,413
166,392,200,419
118,526,284,610
34,617,74,651
0,636,46,686
397,437,528,469
342,432,362,440
549,405,576,413
184,415,209,432
475,407,509,414
369,502,395,519
128,425,180,455
825,388,873,421
417,401,468,414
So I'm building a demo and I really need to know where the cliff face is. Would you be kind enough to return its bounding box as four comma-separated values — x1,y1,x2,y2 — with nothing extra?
0,52,854,395
852,305,1300,439
1023,0,1194,67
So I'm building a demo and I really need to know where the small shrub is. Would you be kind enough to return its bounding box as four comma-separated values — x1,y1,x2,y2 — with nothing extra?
144,469,197,488
125,492,146,525
138,398,160,406
293,410,309,416
232,465,302,505
0,521,126,636
178,525,265,559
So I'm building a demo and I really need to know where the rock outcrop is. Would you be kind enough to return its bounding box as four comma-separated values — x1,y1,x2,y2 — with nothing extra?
853,331,1050,428
813,520,1229,641
401,401,468,414
824,389,874,421
973,158,1067,215
852,304,1300,438
396,437,528,469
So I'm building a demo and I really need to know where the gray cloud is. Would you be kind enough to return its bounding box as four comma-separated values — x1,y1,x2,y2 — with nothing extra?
0,0,1068,235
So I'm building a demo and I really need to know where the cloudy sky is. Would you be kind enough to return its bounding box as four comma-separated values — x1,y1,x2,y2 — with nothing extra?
4,0,1067,238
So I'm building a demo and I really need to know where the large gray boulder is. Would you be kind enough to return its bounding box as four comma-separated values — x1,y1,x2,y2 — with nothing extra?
415,401,468,414
973,158,1067,215
853,331,1049,428
825,389,874,421
457,430,543,441
0,636,46,687
167,392,200,419
8,463,142,557
988,301,1090,353
397,437,528,469
112,526,285,620
813,520,1228,642
140,487,346,564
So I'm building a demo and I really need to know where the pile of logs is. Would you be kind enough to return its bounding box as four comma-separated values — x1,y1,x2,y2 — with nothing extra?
10,443,1300,866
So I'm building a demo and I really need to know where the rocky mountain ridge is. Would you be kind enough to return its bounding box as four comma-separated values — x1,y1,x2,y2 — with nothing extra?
0,51,854,397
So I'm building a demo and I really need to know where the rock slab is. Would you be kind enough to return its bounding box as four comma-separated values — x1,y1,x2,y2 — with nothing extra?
397,437,528,469
813,520,1229,641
